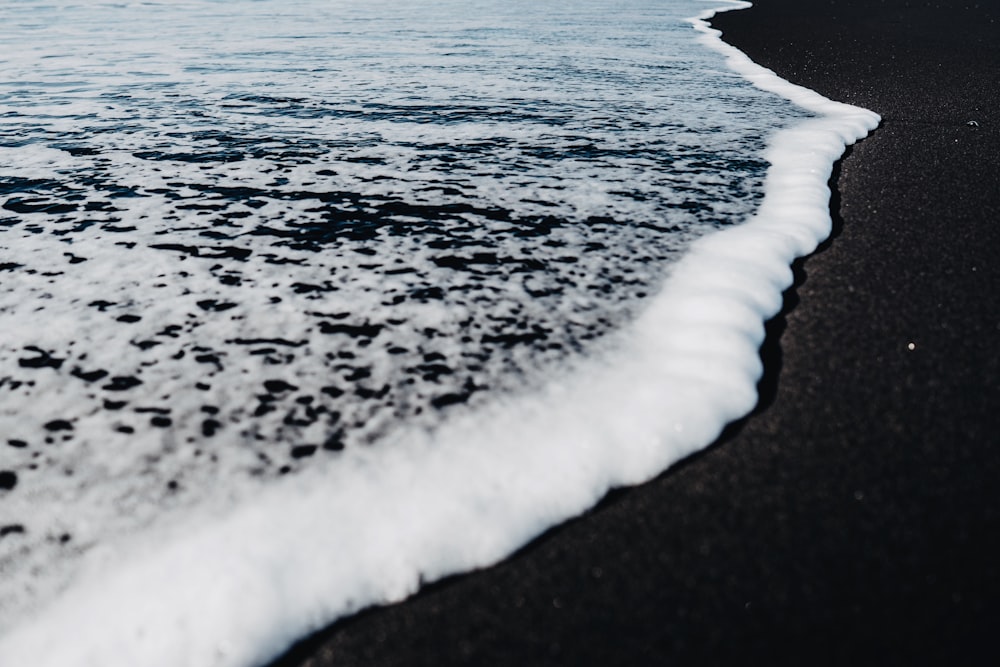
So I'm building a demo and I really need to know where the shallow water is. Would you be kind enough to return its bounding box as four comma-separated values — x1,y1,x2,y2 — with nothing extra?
0,2,877,666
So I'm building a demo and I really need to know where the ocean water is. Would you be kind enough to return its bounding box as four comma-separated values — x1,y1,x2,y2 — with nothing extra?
0,1,878,665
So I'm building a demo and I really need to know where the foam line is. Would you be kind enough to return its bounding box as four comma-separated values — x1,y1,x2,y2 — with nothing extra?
0,3,879,666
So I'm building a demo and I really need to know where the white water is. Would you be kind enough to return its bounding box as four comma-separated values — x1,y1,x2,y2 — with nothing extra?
0,1,878,665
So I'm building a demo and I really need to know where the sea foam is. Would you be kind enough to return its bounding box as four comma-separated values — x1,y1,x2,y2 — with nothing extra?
0,1,878,665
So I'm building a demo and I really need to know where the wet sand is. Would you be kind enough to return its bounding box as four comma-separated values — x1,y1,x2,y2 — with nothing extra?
271,1,1000,664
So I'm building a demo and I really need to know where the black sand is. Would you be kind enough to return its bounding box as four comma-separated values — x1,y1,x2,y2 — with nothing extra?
272,2,1000,664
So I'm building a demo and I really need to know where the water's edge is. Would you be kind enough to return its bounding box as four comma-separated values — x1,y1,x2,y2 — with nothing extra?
0,3,879,666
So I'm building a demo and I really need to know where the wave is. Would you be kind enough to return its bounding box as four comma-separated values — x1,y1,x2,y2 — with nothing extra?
0,2,878,665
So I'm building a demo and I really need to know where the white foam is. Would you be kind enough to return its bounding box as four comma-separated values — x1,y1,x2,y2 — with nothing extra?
0,2,878,666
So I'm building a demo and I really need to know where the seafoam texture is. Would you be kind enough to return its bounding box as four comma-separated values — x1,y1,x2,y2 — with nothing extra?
0,0,804,625
0,1,877,666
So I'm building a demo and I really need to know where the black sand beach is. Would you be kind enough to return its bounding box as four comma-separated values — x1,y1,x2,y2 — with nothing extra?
273,1,1000,664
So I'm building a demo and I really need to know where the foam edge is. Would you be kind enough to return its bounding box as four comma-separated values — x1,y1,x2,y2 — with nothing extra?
0,3,880,666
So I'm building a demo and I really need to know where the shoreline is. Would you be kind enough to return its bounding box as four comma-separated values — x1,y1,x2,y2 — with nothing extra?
272,1,1000,665
0,4,875,665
